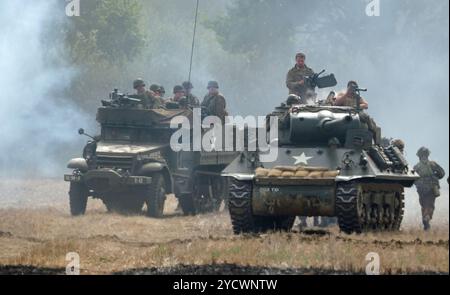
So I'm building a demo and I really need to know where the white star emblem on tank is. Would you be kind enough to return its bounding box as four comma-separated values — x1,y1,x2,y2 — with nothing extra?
293,153,313,165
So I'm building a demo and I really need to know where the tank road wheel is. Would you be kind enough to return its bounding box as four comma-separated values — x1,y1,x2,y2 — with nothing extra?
146,174,166,218
228,179,294,235
69,182,89,216
336,182,406,234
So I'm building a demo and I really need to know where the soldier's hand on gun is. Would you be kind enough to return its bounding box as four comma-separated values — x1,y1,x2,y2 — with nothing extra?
298,79,305,85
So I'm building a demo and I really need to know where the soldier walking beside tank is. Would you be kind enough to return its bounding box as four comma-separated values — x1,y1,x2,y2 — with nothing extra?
414,147,446,231
201,81,228,122
286,53,316,103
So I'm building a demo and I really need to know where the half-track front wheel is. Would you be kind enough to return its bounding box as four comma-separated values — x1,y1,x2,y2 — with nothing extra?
146,174,167,218
69,182,89,216
336,182,405,234
228,179,295,234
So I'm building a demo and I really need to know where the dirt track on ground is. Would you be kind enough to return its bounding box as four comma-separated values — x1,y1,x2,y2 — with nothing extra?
0,178,448,275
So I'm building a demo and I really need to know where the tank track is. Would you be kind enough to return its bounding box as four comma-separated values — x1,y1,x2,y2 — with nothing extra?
336,182,405,234
228,178,295,234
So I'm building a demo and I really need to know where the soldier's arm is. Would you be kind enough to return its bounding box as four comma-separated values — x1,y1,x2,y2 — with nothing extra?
360,97,369,110
286,70,302,89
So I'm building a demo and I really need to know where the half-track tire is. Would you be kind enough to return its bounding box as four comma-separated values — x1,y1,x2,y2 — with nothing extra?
69,182,89,216
228,178,294,234
146,174,166,218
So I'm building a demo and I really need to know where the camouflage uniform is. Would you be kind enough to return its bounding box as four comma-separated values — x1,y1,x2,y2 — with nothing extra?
286,64,315,102
414,147,445,230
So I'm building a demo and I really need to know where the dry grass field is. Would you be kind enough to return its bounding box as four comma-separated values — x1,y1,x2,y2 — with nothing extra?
0,178,448,275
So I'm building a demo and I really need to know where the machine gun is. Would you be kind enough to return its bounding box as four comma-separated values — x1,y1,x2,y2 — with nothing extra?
349,84,368,112
102,89,141,108
305,70,338,90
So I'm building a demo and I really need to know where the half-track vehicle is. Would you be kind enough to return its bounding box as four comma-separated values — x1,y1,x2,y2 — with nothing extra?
64,90,236,217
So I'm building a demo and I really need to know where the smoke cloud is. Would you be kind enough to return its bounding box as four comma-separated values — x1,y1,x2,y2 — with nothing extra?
0,0,87,177
0,0,447,226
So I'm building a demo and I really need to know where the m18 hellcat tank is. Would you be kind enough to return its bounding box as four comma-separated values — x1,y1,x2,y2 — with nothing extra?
223,88,418,234
64,90,236,217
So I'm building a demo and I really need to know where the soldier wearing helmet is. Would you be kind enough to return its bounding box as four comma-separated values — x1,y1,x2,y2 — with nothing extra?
392,139,405,153
132,79,163,109
182,81,200,108
167,85,187,108
201,81,228,122
150,84,163,100
414,147,446,231
286,53,316,103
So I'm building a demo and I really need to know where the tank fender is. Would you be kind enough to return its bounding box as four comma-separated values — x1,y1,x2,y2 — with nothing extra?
140,162,165,174
139,162,173,194
67,158,88,172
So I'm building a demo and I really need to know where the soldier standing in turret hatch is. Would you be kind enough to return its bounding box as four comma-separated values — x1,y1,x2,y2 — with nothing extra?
286,53,316,103
414,147,446,231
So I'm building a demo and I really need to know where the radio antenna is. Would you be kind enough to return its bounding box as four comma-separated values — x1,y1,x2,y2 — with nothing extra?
188,0,200,83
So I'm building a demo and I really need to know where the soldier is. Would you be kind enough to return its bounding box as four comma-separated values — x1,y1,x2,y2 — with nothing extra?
335,81,369,109
392,139,405,153
414,147,446,231
159,86,166,98
286,53,316,103
150,84,163,99
182,81,200,108
201,81,228,122
133,79,163,109
169,85,187,106
335,81,379,142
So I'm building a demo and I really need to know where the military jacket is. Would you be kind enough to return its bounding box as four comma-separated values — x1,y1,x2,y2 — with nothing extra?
286,64,315,98
201,93,228,121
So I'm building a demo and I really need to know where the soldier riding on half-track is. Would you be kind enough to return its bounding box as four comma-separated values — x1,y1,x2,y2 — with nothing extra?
64,89,237,217
223,73,418,234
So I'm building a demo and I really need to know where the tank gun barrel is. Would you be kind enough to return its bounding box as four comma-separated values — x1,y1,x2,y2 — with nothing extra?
321,115,353,132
